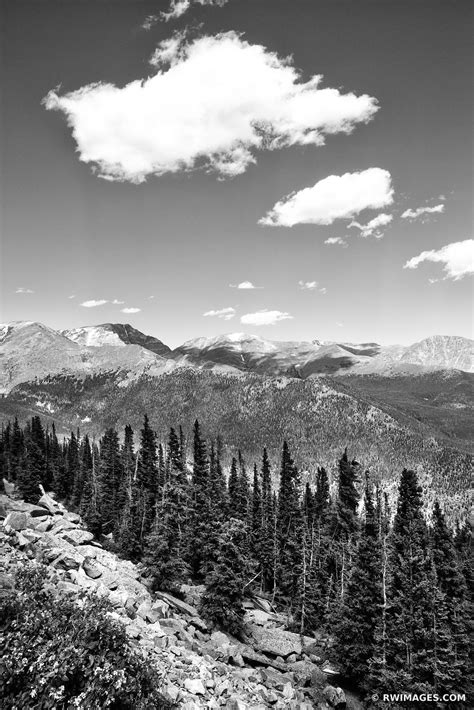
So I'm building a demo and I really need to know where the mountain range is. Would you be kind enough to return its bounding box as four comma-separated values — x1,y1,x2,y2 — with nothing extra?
0,320,472,512
1,322,472,397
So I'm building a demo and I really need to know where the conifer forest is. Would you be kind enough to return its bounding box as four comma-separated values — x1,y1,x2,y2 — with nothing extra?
1,414,471,706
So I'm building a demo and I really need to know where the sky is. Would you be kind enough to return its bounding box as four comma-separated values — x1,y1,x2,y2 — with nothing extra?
1,0,473,348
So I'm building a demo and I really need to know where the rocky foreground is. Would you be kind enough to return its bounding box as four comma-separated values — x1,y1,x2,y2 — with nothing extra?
1,483,357,709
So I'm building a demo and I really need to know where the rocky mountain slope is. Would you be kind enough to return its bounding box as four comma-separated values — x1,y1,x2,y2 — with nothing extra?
0,321,175,394
1,483,354,710
62,323,172,358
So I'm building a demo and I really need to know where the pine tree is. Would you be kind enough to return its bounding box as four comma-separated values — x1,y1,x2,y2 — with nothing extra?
380,469,438,693
98,428,123,536
276,441,303,607
135,415,159,547
188,420,211,577
430,502,470,692
333,478,383,688
79,439,102,537
260,448,275,593
144,428,190,592
18,417,45,503
200,519,250,636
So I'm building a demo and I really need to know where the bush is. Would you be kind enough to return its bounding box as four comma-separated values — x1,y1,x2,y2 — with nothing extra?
0,562,173,709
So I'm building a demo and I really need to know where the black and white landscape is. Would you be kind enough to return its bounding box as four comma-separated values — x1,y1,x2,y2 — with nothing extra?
1,1,473,709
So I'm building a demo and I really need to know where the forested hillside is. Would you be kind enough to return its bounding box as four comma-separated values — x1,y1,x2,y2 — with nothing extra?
1,414,471,707
3,370,472,524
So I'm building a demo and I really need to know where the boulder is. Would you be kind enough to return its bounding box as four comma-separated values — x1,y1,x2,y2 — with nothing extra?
64,511,81,524
83,558,102,579
180,583,205,607
250,627,312,658
323,685,346,709
38,492,62,515
244,608,277,628
109,590,130,609
34,519,53,533
155,590,199,616
3,511,27,531
160,618,186,634
226,699,249,709
184,678,206,695
60,529,94,546
288,660,318,686
151,598,170,619
311,666,329,688
15,531,30,549
137,601,162,624
259,667,291,691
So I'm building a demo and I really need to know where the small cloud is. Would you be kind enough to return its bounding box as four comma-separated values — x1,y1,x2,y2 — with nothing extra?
240,309,293,326
438,194,446,201
121,307,141,314
230,281,263,290
148,295,155,300
401,204,445,221
203,307,236,321
404,239,473,281
80,299,108,308
325,237,348,247
68,294,76,299
15,287,35,294
142,15,159,31
349,212,393,238
162,0,229,22
298,280,327,294
260,168,393,227
112,299,125,305
336,322,344,327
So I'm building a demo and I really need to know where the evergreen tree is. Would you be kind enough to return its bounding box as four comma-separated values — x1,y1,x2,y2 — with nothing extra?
18,417,45,503
188,420,211,577
333,478,383,688
98,428,123,536
380,469,438,693
144,428,190,592
136,415,158,547
260,448,275,593
276,441,303,606
79,439,102,537
430,502,470,692
200,519,250,636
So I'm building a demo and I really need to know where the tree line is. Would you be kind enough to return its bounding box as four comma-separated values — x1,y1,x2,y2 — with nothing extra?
0,415,471,704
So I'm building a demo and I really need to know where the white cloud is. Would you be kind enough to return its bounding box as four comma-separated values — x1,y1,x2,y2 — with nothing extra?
230,281,262,290
142,15,159,31
349,212,393,238
404,239,473,281
121,307,141,314
68,294,76,299
162,0,229,22
44,32,378,183
80,299,108,308
260,168,393,227
15,287,34,294
401,204,445,220
324,237,347,247
298,280,326,294
203,307,236,321
240,310,293,326
112,299,125,304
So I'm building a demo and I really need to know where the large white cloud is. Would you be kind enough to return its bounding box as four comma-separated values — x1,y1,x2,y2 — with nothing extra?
240,310,293,325
43,32,379,183
404,239,474,280
401,204,445,220
260,168,393,227
349,212,393,238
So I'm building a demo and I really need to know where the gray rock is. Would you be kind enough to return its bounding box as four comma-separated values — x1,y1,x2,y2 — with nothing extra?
60,529,94,546
250,627,315,659
38,492,62,515
288,660,318,686
226,698,248,709
184,678,206,695
160,617,186,634
83,558,103,579
323,685,346,709
151,598,169,618
155,589,199,616
136,600,162,624
15,531,30,548
3,511,27,531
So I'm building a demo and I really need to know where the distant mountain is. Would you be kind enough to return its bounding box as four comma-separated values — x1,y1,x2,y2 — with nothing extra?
61,323,172,358
0,321,174,394
173,332,474,377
